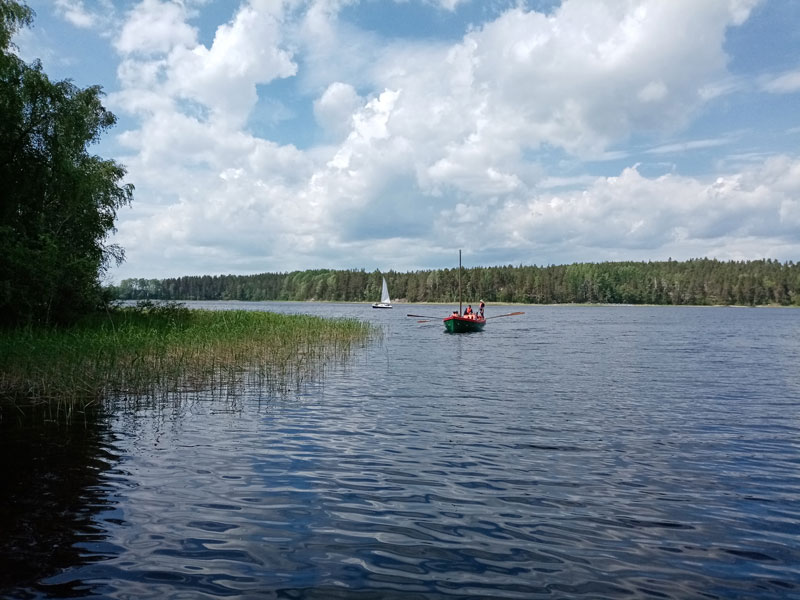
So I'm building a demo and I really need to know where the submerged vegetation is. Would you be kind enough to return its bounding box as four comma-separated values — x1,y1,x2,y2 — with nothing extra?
0,302,377,415
113,258,800,306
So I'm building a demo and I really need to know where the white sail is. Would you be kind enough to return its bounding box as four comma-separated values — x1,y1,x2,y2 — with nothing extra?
380,277,391,304
373,276,392,308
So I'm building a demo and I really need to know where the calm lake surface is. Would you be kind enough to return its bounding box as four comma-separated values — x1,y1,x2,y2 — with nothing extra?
2,303,800,599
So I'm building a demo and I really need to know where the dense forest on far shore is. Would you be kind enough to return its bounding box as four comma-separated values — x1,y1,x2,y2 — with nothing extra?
110,259,800,306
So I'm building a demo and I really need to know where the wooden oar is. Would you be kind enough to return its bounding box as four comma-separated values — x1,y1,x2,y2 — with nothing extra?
418,311,523,323
485,311,525,319
409,311,523,321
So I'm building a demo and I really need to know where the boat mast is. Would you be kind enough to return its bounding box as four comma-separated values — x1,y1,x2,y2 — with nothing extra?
458,249,462,315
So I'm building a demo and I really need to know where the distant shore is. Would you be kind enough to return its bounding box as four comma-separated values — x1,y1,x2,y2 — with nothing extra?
124,298,798,309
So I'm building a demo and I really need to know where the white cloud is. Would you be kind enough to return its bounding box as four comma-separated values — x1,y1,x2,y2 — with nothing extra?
297,0,761,202
54,0,99,28
454,1,757,154
442,156,800,263
698,76,748,100
728,0,762,25
314,82,362,139
433,0,468,10
115,0,197,56
637,80,667,103
165,4,297,127
113,145,800,279
646,138,732,155
113,0,297,129
105,0,800,280
761,68,800,94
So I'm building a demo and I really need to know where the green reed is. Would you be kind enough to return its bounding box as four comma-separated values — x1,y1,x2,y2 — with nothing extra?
0,303,378,411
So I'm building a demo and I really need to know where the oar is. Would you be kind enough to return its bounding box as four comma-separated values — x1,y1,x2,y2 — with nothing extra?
485,311,525,319
419,311,523,323
407,313,449,324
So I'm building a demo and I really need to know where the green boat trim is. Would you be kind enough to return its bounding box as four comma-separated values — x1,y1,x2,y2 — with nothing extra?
443,314,486,333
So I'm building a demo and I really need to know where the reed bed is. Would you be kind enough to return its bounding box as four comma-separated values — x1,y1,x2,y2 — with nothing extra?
0,303,378,415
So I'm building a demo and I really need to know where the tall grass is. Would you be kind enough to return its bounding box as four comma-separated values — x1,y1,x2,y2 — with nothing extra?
0,302,378,414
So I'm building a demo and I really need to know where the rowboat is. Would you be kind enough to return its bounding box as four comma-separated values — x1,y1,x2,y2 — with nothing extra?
444,250,483,333
405,251,523,330
443,313,485,333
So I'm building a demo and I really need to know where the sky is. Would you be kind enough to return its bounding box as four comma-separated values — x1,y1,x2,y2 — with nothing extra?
13,0,800,281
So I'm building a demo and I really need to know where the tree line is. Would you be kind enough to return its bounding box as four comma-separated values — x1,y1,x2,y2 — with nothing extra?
111,259,800,306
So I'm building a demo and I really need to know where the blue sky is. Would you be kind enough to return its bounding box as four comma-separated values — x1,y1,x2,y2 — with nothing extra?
14,0,800,281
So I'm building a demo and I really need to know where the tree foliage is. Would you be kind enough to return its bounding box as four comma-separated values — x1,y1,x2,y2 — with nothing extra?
111,259,800,307
0,1,133,326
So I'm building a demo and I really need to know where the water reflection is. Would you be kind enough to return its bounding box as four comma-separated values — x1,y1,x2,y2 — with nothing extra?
0,405,119,598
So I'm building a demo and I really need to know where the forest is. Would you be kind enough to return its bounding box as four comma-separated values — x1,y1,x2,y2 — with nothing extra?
111,258,800,306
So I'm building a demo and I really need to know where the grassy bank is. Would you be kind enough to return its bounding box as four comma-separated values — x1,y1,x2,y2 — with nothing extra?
0,302,377,413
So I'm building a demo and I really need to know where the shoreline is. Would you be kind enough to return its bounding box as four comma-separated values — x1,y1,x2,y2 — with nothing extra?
158,299,798,309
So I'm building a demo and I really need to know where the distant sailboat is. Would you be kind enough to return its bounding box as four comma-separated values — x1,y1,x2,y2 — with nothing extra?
372,276,392,309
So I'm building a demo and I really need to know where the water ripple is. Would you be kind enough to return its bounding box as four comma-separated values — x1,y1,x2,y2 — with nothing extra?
3,304,800,599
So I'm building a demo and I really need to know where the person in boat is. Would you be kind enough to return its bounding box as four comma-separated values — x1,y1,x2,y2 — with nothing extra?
479,300,485,317
465,305,473,315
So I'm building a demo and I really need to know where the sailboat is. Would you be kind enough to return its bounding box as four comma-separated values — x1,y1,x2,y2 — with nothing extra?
372,276,392,308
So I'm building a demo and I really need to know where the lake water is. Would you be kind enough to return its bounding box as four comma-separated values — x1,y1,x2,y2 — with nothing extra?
2,303,800,599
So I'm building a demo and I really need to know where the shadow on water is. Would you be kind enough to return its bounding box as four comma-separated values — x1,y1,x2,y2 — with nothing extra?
0,404,119,599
